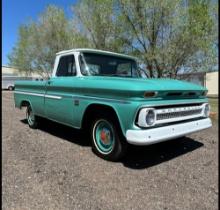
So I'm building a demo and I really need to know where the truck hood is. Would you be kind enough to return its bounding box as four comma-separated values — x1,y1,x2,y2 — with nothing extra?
79,76,206,99
82,76,205,90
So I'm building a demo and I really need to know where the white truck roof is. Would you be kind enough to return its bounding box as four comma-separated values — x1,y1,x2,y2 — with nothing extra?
56,48,137,60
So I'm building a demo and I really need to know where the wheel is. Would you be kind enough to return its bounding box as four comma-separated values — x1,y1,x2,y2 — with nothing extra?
90,115,127,161
26,105,38,129
8,86,14,91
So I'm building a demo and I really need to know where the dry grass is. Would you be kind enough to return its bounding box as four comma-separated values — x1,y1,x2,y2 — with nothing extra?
208,97,218,120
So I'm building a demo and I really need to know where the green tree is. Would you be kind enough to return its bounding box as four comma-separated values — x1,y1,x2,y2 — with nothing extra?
72,0,126,52
8,5,81,77
8,25,34,76
9,1,217,78
118,0,217,77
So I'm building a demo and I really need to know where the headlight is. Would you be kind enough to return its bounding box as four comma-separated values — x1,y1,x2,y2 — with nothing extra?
204,103,210,117
146,109,156,126
137,108,156,127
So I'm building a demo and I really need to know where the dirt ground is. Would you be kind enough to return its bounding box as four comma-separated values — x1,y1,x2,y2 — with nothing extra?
2,91,218,210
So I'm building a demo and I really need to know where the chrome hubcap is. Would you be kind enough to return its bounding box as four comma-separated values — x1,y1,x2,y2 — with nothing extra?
93,120,115,154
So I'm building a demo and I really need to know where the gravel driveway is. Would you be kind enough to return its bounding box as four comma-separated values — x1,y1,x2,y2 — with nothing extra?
2,91,218,210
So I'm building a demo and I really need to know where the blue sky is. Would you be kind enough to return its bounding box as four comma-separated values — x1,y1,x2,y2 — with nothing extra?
2,0,77,66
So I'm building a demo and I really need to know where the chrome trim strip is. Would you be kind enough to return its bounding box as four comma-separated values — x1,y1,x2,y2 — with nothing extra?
156,105,203,114
73,95,130,104
14,90,126,102
14,91,62,99
14,91,44,97
138,100,206,108
44,95,62,99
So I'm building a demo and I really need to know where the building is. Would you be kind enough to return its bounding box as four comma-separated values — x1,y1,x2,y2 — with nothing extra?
2,66,42,78
205,71,219,97
177,71,218,97
2,66,19,75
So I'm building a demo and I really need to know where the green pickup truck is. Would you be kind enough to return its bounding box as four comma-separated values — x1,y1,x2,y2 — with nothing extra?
14,48,212,161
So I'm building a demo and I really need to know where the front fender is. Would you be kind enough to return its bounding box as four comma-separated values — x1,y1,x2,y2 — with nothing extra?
73,97,138,136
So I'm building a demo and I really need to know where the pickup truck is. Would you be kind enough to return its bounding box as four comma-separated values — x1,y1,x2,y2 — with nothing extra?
14,48,212,161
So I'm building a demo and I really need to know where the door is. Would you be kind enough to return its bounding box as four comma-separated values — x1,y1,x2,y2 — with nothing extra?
45,54,77,126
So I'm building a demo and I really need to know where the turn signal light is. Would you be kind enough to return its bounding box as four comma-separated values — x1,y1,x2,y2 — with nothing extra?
144,91,157,98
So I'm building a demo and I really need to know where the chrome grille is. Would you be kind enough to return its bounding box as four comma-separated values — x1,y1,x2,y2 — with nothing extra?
157,109,203,120
136,103,207,127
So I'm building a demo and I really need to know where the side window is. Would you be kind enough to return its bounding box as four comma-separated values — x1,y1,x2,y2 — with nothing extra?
56,55,76,76
116,63,131,76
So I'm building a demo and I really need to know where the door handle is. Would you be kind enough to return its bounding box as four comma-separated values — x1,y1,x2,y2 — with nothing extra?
47,80,52,85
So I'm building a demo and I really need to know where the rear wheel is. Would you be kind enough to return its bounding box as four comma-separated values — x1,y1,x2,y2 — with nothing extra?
8,86,14,91
90,115,127,161
26,105,38,129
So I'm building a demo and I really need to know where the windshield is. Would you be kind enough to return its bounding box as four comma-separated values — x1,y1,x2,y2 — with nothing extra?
79,53,141,78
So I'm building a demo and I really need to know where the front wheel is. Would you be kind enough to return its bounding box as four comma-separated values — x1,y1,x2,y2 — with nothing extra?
91,117,127,161
26,105,38,129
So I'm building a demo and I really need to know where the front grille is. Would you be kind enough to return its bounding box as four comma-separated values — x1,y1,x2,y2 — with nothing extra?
157,108,203,120
135,103,207,128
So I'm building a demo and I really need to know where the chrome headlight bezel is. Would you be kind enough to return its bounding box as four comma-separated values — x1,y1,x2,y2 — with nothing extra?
202,90,208,96
137,108,156,127
204,103,210,117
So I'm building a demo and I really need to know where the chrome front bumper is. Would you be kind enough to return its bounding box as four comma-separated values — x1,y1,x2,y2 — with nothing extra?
126,118,212,145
